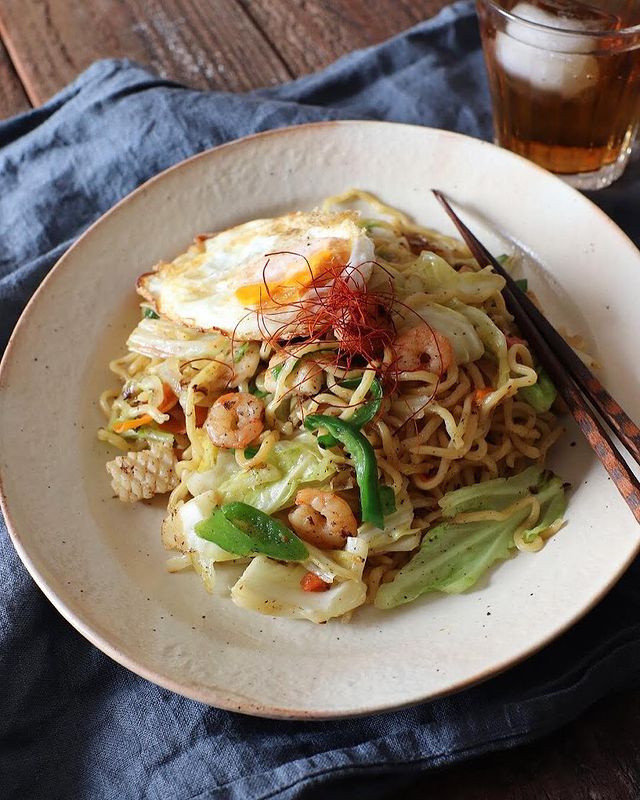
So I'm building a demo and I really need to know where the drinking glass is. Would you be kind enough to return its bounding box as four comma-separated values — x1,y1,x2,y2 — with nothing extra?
476,0,640,189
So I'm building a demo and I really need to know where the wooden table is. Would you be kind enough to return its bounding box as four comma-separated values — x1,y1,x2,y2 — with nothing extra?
1,2,638,798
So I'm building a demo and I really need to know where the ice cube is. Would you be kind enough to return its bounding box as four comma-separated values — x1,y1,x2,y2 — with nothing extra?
495,1,599,98
507,2,602,50
520,0,620,33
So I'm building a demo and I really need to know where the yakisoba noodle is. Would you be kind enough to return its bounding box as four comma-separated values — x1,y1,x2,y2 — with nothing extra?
98,190,566,623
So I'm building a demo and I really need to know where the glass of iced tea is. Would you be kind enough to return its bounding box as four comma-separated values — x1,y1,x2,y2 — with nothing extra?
476,0,640,189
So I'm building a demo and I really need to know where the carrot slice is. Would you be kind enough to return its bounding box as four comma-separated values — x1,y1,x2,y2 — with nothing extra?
158,404,208,434
300,572,330,592
113,384,177,433
472,387,493,406
158,408,186,434
195,405,209,427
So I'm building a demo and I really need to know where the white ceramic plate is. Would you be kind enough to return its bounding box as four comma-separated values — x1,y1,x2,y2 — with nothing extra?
2,122,640,719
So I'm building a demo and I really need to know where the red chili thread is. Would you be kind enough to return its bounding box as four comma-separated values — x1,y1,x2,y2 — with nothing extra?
230,252,449,429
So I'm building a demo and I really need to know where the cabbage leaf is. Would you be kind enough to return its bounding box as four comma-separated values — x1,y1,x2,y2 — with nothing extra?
358,490,419,554
412,251,505,303
303,538,368,584
127,317,231,359
187,432,339,515
375,467,566,609
161,490,242,592
401,298,485,364
452,299,510,388
231,537,368,623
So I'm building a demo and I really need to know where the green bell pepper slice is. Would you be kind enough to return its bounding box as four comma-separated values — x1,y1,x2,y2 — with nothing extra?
317,377,383,448
196,501,309,561
304,414,384,529
379,485,396,515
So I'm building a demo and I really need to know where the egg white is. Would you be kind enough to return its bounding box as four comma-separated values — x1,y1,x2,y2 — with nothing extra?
137,211,375,340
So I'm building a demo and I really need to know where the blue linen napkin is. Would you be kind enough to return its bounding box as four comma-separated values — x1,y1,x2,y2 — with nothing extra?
1,2,639,798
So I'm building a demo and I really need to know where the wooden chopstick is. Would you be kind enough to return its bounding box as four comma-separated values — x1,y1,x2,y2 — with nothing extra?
432,190,640,523
433,190,640,464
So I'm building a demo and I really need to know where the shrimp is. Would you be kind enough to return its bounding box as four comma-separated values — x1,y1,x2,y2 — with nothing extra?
288,489,358,550
395,324,454,375
204,391,264,449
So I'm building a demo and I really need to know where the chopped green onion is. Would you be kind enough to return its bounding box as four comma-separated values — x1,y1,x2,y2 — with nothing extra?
248,380,269,399
196,502,308,561
243,445,260,459
233,342,249,363
305,414,384,529
318,377,383,448
497,254,509,265
143,307,160,319
271,351,334,389
271,359,300,381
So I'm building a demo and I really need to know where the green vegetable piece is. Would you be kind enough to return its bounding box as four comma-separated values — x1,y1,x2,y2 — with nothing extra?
518,366,557,412
438,464,543,516
244,445,260,459
453,300,510,389
143,307,160,319
274,355,358,412
520,479,566,545
196,508,255,557
196,502,309,561
233,342,249,363
210,431,338,515
340,377,383,429
415,252,506,307
375,466,566,609
121,425,174,444
359,219,380,233
380,485,397,515
318,377,383,448
249,382,269,399
377,516,524,606
305,414,384,529
497,256,528,292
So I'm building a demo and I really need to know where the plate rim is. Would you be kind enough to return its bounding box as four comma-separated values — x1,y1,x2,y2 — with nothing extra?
1,119,639,719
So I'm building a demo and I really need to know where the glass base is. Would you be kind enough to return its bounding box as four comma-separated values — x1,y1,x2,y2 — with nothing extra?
558,156,630,191
492,138,635,191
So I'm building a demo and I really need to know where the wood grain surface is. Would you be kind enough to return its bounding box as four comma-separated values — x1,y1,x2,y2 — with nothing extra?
0,0,291,105
0,36,30,118
236,0,449,76
0,2,639,799
404,692,640,799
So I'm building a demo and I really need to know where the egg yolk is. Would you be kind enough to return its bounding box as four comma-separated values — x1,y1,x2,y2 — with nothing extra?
235,248,349,307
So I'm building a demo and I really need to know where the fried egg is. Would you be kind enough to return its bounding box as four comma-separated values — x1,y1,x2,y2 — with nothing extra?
137,210,375,340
